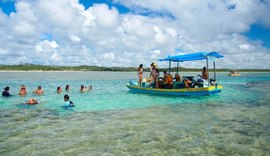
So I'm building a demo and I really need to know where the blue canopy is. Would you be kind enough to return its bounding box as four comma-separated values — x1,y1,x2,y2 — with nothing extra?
158,51,224,62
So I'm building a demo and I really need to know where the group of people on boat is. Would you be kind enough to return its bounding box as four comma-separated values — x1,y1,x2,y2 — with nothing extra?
137,63,211,89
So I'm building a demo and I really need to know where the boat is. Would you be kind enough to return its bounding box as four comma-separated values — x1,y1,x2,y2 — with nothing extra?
126,51,224,96
228,70,240,76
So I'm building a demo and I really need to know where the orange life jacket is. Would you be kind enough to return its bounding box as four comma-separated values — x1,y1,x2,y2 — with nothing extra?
166,75,173,85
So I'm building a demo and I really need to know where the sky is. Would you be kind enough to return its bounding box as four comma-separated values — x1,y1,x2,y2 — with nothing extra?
0,0,270,69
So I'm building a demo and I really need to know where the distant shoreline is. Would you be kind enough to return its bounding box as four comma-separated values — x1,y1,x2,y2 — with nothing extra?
0,70,269,73
0,64,269,72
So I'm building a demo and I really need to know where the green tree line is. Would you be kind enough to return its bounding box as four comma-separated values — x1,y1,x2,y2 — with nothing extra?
0,64,269,72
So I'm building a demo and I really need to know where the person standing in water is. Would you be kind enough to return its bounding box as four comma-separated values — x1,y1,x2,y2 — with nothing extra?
57,86,62,93
80,85,87,92
2,86,12,97
65,85,70,92
63,94,74,107
33,86,44,95
19,85,27,96
137,64,143,87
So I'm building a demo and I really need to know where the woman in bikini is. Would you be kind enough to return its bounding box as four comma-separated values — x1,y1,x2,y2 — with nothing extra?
137,64,143,87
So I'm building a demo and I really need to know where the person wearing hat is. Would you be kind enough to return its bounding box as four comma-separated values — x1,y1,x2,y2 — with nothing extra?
2,86,12,97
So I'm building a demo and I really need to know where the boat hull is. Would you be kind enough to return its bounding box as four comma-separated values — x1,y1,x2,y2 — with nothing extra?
126,84,222,96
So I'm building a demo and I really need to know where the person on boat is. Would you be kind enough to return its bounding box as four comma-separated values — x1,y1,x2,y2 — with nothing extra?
198,67,208,80
159,71,168,88
2,86,13,97
149,62,154,79
19,85,27,96
149,63,159,88
148,63,155,87
25,98,39,105
57,86,62,94
153,64,160,88
163,71,168,81
193,67,216,87
184,78,192,88
175,73,181,82
165,74,173,89
137,64,143,87
63,94,74,107
65,85,70,92
33,86,44,95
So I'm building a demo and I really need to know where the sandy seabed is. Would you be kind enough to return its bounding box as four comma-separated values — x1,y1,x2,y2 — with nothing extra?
0,103,269,156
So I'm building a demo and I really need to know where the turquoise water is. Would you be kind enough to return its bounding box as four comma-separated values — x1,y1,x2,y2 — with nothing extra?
0,71,270,155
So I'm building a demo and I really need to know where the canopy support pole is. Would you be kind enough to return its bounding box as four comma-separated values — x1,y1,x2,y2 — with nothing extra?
177,62,179,74
168,61,171,74
206,57,210,87
213,60,216,81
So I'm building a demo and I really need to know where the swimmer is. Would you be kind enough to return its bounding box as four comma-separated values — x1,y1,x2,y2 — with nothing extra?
89,86,92,90
19,85,27,95
65,85,70,92
57,86,62,93
33,86,44,95
2,86,13,97
80,85,87,92
25,98,39,105
63,94,74,107
247,81,255,86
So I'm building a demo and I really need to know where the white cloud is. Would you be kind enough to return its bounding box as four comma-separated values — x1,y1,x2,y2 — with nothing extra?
239,44,252,50
51,52,62,61
0,0,269,69
13,21,35,35
35,40,59,53
0,8,8,26
91,4,119,28
70,35,81,43
121,15,154,39
151,49,161,59
101,52,115,61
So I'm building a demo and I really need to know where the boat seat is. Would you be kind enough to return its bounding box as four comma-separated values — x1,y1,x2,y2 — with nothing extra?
173,82,185,89
197,82,204,88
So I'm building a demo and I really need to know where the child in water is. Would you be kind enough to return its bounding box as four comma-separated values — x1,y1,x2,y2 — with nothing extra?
63,94,74,107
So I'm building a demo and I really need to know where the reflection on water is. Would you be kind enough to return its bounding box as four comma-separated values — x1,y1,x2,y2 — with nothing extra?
0,72,270,155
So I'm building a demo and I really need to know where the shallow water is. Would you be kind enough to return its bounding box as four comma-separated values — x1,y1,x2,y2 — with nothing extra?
0,71,270,155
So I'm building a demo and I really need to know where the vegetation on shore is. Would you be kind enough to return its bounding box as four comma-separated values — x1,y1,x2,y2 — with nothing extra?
0,64,269,72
